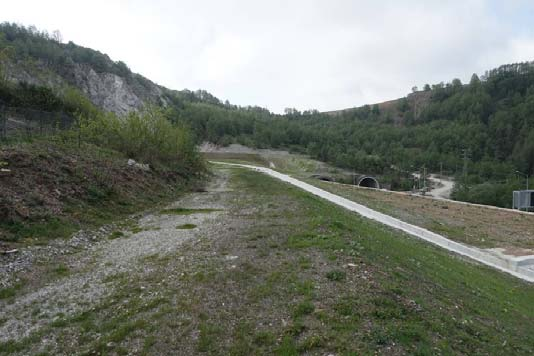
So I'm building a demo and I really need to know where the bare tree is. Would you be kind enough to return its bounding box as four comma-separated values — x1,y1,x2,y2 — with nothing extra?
52,30,63,43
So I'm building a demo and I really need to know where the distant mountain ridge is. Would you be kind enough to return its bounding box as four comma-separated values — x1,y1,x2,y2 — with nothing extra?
323,90,432,125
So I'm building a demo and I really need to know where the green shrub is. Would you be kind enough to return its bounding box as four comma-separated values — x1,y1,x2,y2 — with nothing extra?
80,106,204,175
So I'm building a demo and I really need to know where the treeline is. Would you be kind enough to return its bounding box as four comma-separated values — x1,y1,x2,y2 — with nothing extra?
166,63,534,207
0,22,132,78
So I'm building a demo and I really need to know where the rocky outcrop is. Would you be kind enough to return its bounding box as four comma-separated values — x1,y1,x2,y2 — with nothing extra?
72,64,145,115
6,60,168,115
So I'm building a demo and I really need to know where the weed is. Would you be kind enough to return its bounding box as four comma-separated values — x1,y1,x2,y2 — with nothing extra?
326,270,346,282
298,335,325,351
253,331,276,346
197,322,223,353
293,300,315,318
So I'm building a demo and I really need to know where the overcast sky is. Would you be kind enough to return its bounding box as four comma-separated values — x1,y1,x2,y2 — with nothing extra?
3,0,534,113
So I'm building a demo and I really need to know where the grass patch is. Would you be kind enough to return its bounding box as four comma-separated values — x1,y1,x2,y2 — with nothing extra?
176,223,197,229
293,300,315,318
326,269,346,282
197,322,223,353
51,264,70,277
108,230,125,240
0,280,25,299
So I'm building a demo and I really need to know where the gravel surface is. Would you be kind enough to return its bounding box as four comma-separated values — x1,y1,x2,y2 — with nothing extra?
0,169,231,343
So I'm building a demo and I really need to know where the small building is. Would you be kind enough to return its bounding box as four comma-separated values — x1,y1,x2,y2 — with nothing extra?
513,190,534,210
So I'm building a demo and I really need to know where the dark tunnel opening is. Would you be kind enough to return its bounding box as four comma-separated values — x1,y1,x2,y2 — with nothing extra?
358,176,380,189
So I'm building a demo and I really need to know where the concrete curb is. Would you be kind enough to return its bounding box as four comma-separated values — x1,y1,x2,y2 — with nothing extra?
213,162,534,283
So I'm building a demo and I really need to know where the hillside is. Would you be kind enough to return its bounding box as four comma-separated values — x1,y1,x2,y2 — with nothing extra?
0,23,224,115
323,90,433,126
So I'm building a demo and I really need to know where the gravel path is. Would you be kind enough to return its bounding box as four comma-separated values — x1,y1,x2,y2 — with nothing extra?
0,170,231,343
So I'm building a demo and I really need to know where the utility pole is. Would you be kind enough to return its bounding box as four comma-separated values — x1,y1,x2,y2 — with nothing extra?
440,162,443,183
462,149,470,180
423,166,426,190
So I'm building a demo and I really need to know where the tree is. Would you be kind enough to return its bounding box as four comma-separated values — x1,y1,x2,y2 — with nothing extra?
372,104,380,116
470,73,481,86
0,45,15,83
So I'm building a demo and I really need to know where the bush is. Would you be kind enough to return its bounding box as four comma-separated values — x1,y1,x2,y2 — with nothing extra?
79,106,204,175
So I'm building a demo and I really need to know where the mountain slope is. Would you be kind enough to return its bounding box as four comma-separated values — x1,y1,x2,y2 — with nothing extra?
0,23,176,114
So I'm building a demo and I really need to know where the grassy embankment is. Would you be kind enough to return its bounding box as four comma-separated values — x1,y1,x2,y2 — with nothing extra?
306,179,534,250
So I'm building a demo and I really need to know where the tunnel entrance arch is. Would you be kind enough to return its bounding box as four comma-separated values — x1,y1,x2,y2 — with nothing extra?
358,176,380,189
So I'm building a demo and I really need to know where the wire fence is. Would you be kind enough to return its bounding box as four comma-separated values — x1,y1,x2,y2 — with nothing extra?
0,100,76,140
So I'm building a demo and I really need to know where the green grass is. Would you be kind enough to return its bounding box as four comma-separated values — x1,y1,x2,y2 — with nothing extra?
326,269,346,282
51,264,70,277
229,169,534,354
176,223,197,229
0,280,25,299
293,300,315,318
197,322,223,353
159,208,221,215
108,230,125,240
0,218,78,244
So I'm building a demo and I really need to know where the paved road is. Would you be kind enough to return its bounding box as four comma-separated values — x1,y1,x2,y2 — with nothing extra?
213,162,534,283
427,174,454,199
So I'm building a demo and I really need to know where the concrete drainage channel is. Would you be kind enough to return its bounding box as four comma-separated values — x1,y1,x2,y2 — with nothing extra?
213,162,534,283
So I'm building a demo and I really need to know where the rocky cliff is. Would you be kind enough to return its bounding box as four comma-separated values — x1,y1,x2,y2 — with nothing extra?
5,59,168,115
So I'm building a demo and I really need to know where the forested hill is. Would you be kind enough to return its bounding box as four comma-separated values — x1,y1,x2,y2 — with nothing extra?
1,22,534,208
175,63,534,208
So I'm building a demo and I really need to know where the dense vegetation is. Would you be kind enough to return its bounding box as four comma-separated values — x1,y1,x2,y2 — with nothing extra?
2,22,533,208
